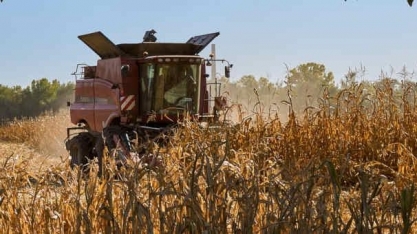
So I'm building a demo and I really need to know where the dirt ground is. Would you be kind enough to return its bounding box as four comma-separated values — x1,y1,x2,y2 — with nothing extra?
0,140,68,172
0,111,72,172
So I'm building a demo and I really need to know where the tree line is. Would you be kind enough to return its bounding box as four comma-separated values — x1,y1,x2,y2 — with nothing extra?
0,78,74,121
1,63,415,122
219,62,417,119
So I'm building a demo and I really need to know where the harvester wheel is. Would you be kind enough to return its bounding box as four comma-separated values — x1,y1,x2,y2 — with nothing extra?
103,125,140,168
103,125,136,150
103,125,121,150
66,132,96,170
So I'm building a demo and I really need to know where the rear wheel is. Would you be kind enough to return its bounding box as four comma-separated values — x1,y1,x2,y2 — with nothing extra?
66,132,96,170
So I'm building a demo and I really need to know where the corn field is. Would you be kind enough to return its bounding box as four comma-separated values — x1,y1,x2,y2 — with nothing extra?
1,80,417,233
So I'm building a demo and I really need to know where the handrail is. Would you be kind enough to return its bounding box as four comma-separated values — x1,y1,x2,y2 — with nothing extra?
71,63,90,80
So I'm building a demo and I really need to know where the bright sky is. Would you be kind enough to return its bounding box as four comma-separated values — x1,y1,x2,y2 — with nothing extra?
0,0,416,87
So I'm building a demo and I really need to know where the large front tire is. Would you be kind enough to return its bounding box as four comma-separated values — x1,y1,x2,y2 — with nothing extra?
66,132,96,170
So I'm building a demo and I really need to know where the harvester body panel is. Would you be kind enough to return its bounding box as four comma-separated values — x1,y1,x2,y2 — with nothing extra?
70,78,120,132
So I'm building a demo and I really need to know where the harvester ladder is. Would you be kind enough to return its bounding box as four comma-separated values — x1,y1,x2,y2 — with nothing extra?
205,81,222,116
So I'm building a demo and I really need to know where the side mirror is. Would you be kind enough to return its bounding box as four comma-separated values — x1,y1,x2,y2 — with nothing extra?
225,66,230,78
67,101,71,107
121,65,130,78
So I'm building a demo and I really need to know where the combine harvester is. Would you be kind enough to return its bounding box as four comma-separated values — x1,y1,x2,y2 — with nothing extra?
65,29,232,171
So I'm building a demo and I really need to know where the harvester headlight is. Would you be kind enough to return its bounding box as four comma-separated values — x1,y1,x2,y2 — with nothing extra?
173,58,179,62
165,58,171,62
189,59,195,63
158,58,163,62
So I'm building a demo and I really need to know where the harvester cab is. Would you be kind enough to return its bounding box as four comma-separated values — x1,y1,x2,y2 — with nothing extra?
65,29,232,171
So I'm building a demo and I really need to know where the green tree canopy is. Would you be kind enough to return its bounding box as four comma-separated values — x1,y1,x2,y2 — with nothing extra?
0,78,74,121
285,62,336,90
283,62,338,113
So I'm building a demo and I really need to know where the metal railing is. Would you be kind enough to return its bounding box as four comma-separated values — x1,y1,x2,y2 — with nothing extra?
71,63,93,80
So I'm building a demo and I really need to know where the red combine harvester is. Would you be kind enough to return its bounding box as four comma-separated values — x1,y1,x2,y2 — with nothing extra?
65,30,232,170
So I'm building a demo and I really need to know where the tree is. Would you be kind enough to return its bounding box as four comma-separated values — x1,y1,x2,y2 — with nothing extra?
284,62,338,113
51,82,74,113
0,85,22,119
0,78,74,120
285,62,336,90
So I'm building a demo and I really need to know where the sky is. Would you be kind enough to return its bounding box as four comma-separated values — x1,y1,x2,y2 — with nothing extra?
0,0,416,87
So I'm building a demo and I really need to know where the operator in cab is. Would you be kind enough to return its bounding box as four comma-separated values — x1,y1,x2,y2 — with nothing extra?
163,64,196,108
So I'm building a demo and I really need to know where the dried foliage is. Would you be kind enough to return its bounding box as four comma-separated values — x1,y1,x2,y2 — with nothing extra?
2,80,417,233
0,110,70,155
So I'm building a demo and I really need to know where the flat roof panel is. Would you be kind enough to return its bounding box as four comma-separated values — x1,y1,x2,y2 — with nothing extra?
78,31,124,59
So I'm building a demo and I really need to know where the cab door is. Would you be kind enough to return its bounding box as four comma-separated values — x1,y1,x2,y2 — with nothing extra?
70,80,96,130
93,79,120,132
